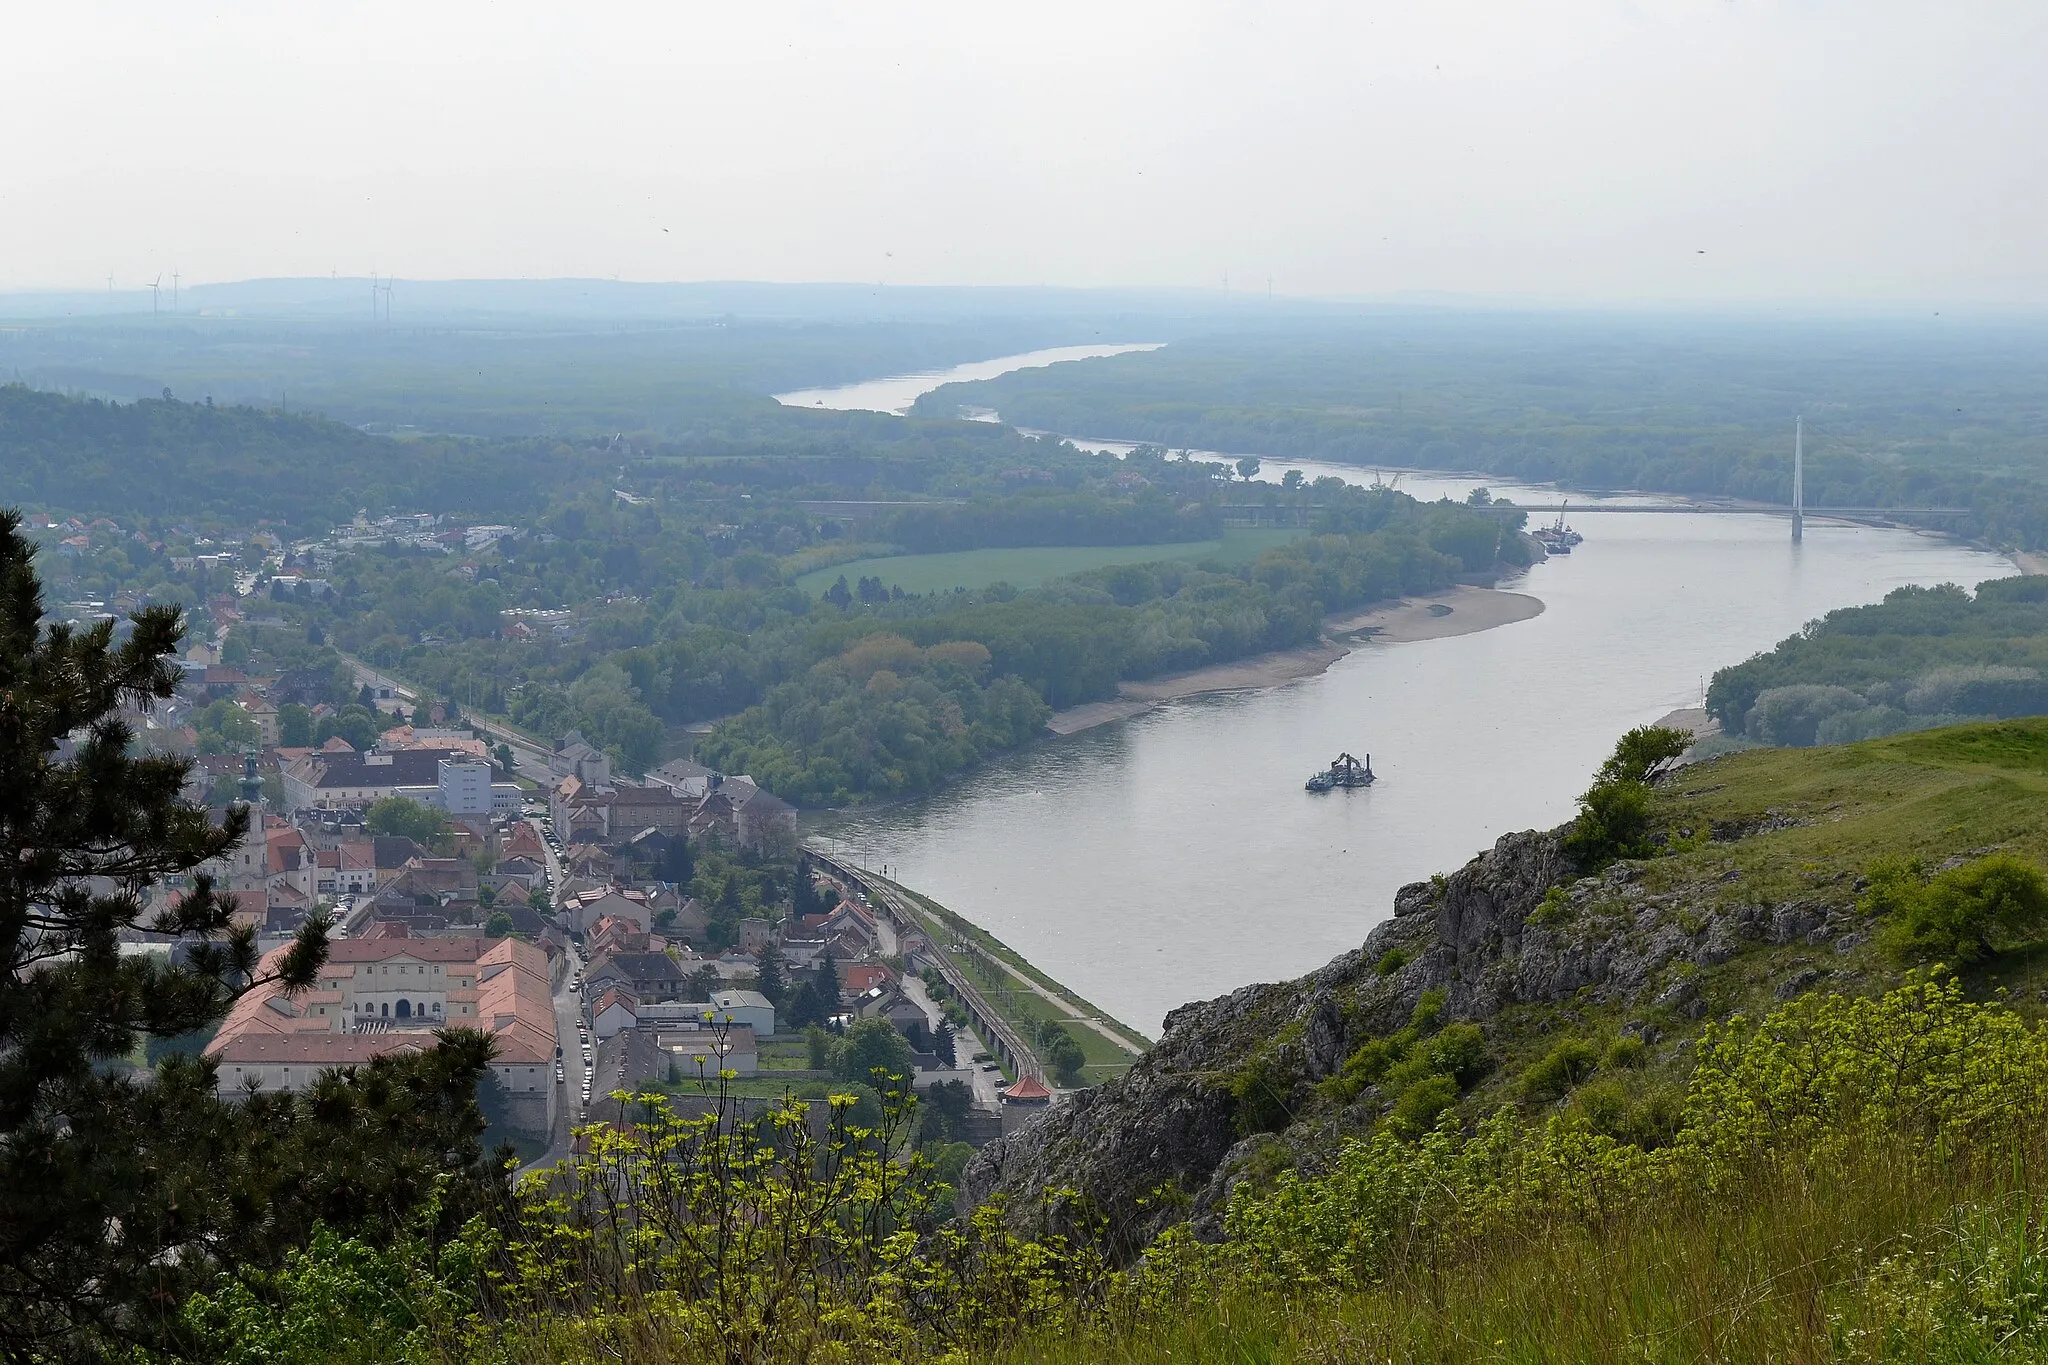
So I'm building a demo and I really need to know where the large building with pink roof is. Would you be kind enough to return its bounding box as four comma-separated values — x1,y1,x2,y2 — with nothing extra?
206,925,558,1137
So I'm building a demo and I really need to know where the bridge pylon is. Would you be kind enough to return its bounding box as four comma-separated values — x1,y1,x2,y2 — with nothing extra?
1791,415,1805,544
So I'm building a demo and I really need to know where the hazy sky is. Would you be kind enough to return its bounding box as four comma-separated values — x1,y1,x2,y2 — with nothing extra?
6,2,2045,306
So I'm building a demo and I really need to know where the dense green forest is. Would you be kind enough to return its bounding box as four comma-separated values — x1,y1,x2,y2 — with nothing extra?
282,482,1507,800
0,385,598,527
917,317,2048,548
1707,574,2048,744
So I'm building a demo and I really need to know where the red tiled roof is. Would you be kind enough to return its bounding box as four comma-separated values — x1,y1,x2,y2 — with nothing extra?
208,936,557,1069
841,963,894,995
1002,1075,1053,1102
212,1033,431,1065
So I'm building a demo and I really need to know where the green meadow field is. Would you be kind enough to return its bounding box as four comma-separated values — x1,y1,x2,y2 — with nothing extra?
792,526,1303,597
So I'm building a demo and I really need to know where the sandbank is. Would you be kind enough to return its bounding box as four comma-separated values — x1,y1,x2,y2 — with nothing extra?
2014,551,2048,577
1651,707,1721,739
1326,584,1545,643
1045,585,1545,736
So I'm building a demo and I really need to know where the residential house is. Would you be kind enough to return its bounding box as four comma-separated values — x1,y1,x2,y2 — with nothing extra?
550,774,692,844
585,949,689,1002
503,821,547,862
264,823,316,907
235,694,280,746
588,915,653,959
650,890,707,941
779,938,830,972
707,988,775,1038
373,836,426,879
591,986,640,1040
568,888,651,936
856,986,930,1040
659,1025,758,1081
561,843,615,880
494,855,546,888
839,963,896,999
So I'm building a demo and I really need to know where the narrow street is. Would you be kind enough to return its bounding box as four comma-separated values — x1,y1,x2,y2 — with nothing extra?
521,937,586,1176
899,971,1004,1107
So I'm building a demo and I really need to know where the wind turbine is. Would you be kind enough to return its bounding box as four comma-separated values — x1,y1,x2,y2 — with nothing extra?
370,271,380,320
381,276,394,321
147,274,162,315
171,269,179,312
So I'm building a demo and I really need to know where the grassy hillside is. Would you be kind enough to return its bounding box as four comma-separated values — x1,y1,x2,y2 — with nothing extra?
1460,718,2048,1113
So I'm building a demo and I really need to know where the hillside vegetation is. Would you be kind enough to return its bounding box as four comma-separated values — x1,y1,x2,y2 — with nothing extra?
953,719,2048,1360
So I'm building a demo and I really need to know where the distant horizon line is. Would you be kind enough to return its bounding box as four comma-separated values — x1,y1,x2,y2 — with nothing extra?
2,275,2045,325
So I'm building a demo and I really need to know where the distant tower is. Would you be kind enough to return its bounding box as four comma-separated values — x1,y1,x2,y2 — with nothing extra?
1791,415,1805,544
240,751,263,808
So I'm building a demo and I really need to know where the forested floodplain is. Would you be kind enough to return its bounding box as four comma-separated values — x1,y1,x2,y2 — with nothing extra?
1708,574,2048,746
917,315,2048,548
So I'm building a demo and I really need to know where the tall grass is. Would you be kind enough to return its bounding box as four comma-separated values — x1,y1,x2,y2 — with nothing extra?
997,1137,2048,1365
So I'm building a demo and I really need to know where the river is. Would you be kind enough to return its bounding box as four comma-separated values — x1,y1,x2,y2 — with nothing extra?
773,342,1163,415
788,350,2017,1038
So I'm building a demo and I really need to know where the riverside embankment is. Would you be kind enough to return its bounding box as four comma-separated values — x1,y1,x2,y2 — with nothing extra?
809,851,1148,1086
1048,584,1545,734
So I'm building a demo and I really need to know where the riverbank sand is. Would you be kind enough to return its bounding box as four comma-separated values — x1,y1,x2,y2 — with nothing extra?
1046,585,1545,735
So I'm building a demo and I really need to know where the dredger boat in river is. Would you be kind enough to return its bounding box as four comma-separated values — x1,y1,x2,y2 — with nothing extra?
1305,752,1375,792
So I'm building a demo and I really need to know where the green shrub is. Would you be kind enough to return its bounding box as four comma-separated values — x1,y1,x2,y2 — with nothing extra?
1374,947,1411,977
1388,1074,1459,1138
1411,988,1446,1030
1568,1076,1685,1148
1871,852,2048,964
1598,724,1693,784
1230,1051,1296,1137
1528,886,1573,926
1421,1022,1488,1084
1603,1034,1648,1070
1562,777,1654,869
1520,1038,1600,1103
1570,1076,1631,1137
1561,727,1691,871
1318,996,1470,1110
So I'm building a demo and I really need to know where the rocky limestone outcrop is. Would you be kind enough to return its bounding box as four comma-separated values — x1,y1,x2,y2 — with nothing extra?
961,821,1864,1251
961,828,1567,1248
